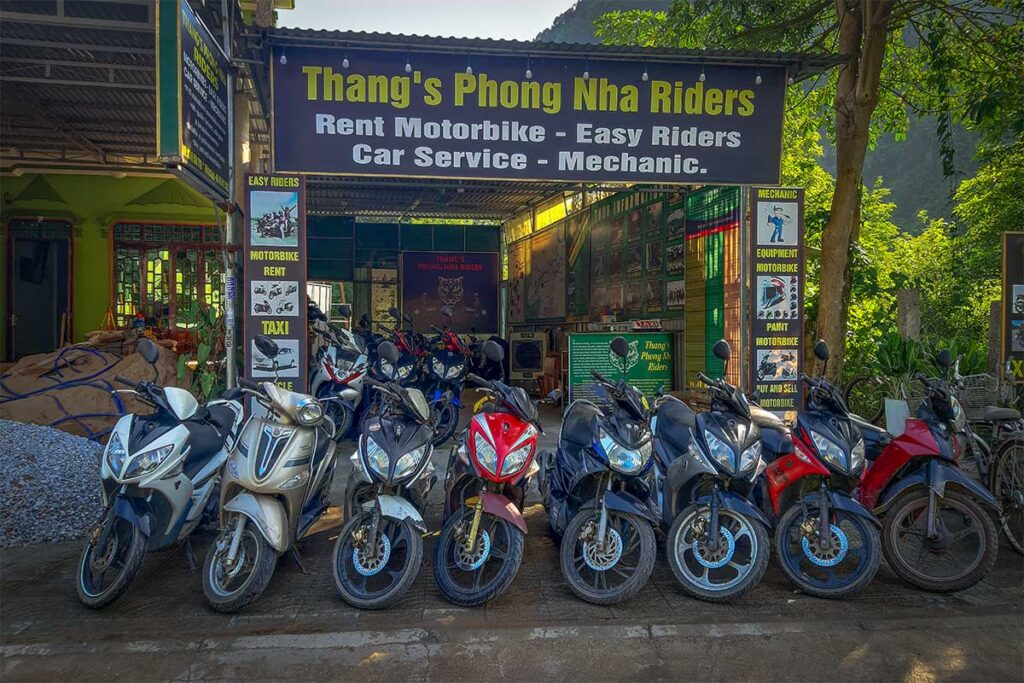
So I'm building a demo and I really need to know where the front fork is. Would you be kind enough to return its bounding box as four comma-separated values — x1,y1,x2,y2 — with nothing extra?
225,513,246,566
926,488,939,539
464,496,485,552
595,477,613,546
706,484,721,552
818,483,832,550
91,485,126,551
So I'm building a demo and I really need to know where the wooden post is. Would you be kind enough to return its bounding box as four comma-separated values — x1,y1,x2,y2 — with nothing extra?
897,289,920,341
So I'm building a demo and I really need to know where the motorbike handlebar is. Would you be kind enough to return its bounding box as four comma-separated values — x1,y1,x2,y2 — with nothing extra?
591,369,611,384
238,377,262,391
467,373,490,388
114,375,136,388
696,371,715,387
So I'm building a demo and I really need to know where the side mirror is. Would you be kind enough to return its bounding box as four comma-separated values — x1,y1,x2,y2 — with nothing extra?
388,306,401,320
935,349,953,370
441,305,454,319
749,389,762,403
378,340,401,364
712,339,731,362
136,338,160,365
254,334,280,359
360,313,371,327
482,340,504,363
813,339,830,361
610,336,630,359
337,303,352,319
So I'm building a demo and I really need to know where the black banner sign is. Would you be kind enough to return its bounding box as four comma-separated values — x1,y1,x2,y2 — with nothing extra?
749,187,804,415
1003,232,1024,383
243,174,307,394
271,46,786,185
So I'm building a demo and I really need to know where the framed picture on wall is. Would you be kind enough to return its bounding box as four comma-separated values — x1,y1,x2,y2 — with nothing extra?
627,210,642,242
646,279,664,312
666,243,685,275
667,279,685,309
646,242,663,273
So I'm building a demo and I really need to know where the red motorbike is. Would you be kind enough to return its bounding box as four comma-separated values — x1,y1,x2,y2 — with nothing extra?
857,350,1000,592
433,340,550,606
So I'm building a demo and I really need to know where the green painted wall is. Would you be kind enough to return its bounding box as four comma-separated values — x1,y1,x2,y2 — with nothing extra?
1,172,221,356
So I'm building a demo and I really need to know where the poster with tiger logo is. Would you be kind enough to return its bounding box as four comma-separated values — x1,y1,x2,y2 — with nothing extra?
400,251,499,334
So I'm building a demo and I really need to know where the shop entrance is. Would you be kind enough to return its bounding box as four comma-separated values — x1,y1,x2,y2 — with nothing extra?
6,219,72,360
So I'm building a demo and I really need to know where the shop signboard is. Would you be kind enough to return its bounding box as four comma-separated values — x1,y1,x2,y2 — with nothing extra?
156,0,231,200
401,252,499,333
271,46,787,185
568,332,673,403
1002,232,1024,383
748,187,805,415
243,174,307,396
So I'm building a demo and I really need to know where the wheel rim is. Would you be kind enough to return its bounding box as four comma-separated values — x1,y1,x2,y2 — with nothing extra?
568,512,645,594
996,443,1024,550
432,404,457,442
845,377,885,424
337,515,415,600
80,516,136,597
438,511,516,594
780,511,874,590
207,527,263,598
674,508,759,592
888,495,986,582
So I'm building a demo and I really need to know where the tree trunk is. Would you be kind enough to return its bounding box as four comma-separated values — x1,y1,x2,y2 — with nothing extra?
817,0,894,382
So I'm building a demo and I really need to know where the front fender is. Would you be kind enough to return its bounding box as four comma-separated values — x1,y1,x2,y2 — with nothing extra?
113,496,153,537
694,491,772,528
223,493,289,553
468,492,527,535
370,494,427,533
876,459,1000,514
604,489,660,526
827,491,881,527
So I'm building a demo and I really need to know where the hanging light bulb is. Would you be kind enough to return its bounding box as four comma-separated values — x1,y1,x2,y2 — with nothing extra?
342,54,350,69
405,57,412,73
466,56,473,75
583,59,590,80
755,70,762,85
788,75,794,85
525,56,532,80
279,51,287,66
699,66,706,82
642,64,649,81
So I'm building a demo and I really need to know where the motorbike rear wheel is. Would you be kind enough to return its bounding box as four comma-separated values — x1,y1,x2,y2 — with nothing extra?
882,488,998,592
433,509,525,607
560,509,655,605
333,512,423,609
76,512,147,609
202,516,278,613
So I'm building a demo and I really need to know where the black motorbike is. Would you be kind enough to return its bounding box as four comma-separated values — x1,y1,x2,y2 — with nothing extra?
651,340,771,602
423,306,470,446
539,337,658,605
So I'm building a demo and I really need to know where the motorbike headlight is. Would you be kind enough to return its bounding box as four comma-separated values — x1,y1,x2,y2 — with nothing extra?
851,438,866,472
431,356,446,377
501,443,533,476
398,363,414,379
951,397,967,432
810,430,848,472
124,444,174,478
295,399,324,426
703,428,736,473
379,359,396,379
106,433,126,474
280,470,309,489
446,362,465,379
364,436,389,476
739,440,762,475
227,456,240,479
474,433,498,474
599,431,651,475
393,445,428,480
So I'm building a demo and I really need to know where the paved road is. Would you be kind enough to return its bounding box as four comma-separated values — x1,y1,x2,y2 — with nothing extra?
3,408,1023,681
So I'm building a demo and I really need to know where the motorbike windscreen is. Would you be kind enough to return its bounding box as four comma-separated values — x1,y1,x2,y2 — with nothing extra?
499,384,538,423
402,388,431,422
617,385,648,420
602,413,649,449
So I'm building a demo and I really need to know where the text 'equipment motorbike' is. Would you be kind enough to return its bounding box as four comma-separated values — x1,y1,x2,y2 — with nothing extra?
202,335,338,613
765,341,882,599
541,336,658,605
334,341,436,609
860,350,1000,592
78,338,243,608
652,340,770,602
434,341,555,606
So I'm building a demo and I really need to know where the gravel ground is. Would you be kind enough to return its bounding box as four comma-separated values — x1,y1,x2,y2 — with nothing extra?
0,419,103,548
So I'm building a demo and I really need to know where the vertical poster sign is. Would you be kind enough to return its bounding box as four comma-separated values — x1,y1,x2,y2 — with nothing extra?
1002,232,1024,383
400,252,499,333
244,174,307,394
749,187,805,414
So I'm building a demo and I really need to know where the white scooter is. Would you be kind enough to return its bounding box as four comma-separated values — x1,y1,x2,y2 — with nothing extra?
77,338,243,608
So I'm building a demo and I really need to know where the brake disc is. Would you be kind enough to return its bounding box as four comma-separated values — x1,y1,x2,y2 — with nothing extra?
352,531,392,576
692,526,736,569
455,529,491,571
583,528,623,571
801,523,848,567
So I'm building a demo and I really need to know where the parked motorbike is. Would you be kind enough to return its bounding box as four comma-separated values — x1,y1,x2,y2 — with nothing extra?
276,301,295,314
859,349,1000,592
202,335,338,613
763,341,881,598
539,336,658,605
652,340,770,602
254,300,271,314
77,338,243,608
333,341,436,609
434,341,555,606
309,305,369,440
424,306,470,446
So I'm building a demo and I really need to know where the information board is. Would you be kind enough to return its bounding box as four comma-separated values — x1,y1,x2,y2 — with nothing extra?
400,251,499,333
1002,232,1024,383
156,0,231,200
748,187,805,414
568,332,673,403
243,174,307,394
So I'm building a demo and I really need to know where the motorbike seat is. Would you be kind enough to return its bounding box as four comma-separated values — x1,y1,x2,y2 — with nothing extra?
654,396,695,455
983,406,1020,422
182,408,233,479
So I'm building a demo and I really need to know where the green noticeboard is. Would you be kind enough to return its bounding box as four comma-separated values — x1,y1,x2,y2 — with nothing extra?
568,333,674,403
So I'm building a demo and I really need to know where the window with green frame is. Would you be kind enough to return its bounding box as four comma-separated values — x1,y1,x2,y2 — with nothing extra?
112,223,232,328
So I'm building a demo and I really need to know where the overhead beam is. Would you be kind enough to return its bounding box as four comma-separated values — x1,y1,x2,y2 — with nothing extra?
0,57,153,72
0,38,154,55
0,75,152,91
0,9,153,33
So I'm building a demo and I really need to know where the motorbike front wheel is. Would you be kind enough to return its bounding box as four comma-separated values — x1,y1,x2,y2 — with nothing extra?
430,401,460,446
667,505,770,603
433,509,525,607
775,503,881,599
991,439,1024,554
333,512,423,609
882,488,998,592
202,516,278,613
560,509,655,605
76,512,147,609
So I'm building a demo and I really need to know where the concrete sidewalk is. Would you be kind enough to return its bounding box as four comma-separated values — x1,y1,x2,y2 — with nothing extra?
2,407,1022,681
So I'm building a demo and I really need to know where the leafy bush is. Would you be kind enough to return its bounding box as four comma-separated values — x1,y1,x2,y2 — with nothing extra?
175,302,225,401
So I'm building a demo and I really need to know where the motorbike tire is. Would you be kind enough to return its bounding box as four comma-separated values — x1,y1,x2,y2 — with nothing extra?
432,510,525,607
430,402,460,446
774,504,881,599
333,512,423,610
560,509,655,606
882,488,998,593
202,517,278,613
76,514,147,609
666,505,770,603
990,438,1024,555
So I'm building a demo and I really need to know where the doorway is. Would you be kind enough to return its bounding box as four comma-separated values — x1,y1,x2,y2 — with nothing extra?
6,219,71,359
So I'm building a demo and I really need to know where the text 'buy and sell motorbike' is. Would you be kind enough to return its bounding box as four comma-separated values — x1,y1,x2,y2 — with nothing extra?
309,303,369,440
334,341,436,609
764,341,882,599
859,349,1000,592
78,338,243,608
651,340,771,603
540,337,659,605
434,341,559,606
202,335,339,613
